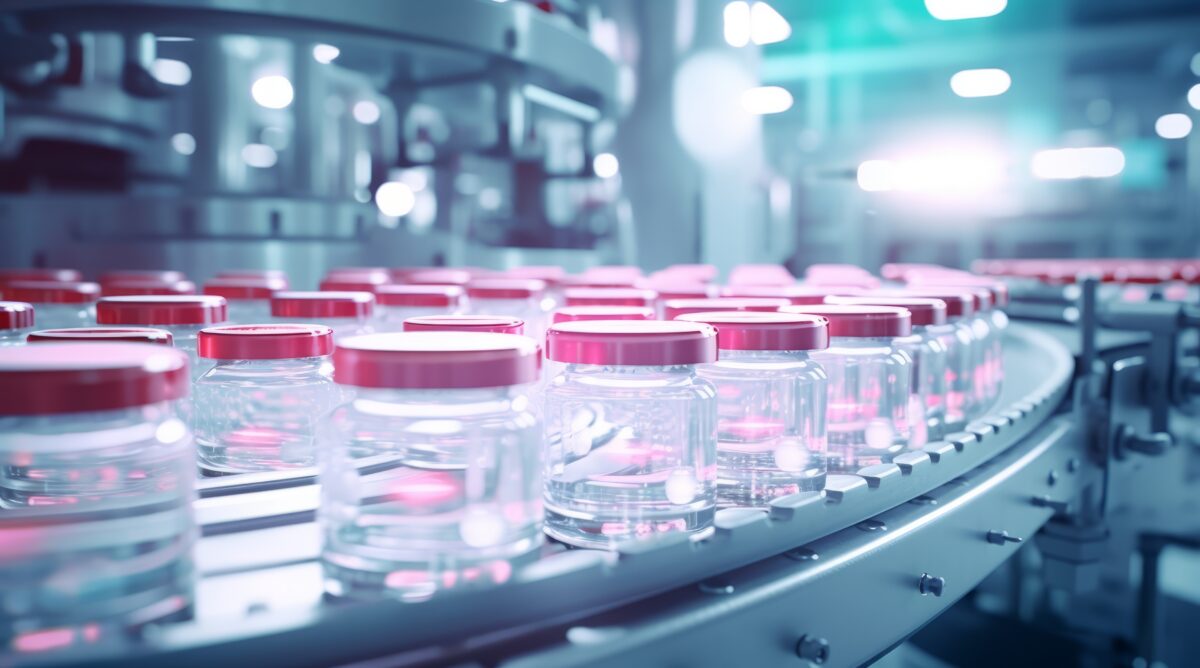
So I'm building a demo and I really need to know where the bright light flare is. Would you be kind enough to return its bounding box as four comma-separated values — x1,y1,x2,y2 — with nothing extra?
750,2,790,45
241,143,278,168
593,152,619,178
1156,113,1193,139
353,100,381,125
1189,84,1200,110
1031,147,1125,180
857,152,1004,193
925,0,1006,21
723,2,751,47
741,86,793,114
376,181,416,217
312,44,340,64
251,75,294,109
950,68,1011,98
152,58,191,86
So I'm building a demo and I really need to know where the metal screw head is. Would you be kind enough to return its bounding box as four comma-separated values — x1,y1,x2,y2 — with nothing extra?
1066,457,1080,473
1047,470,1059,486
795,635,830,664
785,547,820,562
919,573,945,597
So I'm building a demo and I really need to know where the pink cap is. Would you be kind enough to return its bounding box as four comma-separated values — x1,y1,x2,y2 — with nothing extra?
553,305,655,323
582,265,644,281
922,286,992,312
884,289,976,319
376,285,465,308
333,332,540,389
658,264,718,282
0,302,35,330
406,269,472,286
720,285,854,305
102,279,198,296
203,277,288,301
663,297,789,320
559,274,642,289
564,287,658,307
466,278,547,300
546,320,717,366
650,284,716,301
0,268,82,285
199,324,333,360
97,295,228,326
5,281,101,304
28,327,174,345
327,266,390,280
216,269,289,283
0,343,189,415
727,264,795,286
781,305,912,338
504,266,566,285
100,270,187,284
271,291,374,319
824,296,946,327
677,311,829,351
319,276,391,293
403,315,525,335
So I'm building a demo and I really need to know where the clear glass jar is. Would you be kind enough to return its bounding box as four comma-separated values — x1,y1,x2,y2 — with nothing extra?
193,325,340,474
375,285,466,333
321,332,542,601
0,343,194,652
890,290,978,432
679,312,829,508
96,295,229,384
466,279,550,344
827,297,949,445
203,277,287,325
0,301,34,346
271,291,374,341
4,281,99,329
542,320,718,548
783,305,914,474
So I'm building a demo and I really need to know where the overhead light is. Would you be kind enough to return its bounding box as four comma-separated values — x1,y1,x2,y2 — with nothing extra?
593,153,619,179
171,132,196,156
750,3,790,45
1031,147,1124,180
375,181,416,217
1155,113,1192,139
723,2,751,48
251,75,294,110
312,44,340,64
741,86,793,114
950,68,1011,98
352,100,381,125
1188,84,1200,111
152,58,191,86
241,143,278,169
925,0,1006,21
857,151,1004,192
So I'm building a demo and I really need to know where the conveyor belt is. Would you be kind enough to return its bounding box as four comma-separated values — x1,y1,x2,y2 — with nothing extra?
29,322,1076,667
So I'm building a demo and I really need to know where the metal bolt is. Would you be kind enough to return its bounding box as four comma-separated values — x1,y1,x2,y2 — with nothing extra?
909,495,938,506
986,530,1024,545
919,573,945,597
698,580,734,595
1047,470,1059,486
784,547,820,562
1066,457,1080,473
856,519,887,532
795,635,830,664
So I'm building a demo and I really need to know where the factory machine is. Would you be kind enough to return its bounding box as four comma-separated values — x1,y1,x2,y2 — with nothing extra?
0,2,1198,667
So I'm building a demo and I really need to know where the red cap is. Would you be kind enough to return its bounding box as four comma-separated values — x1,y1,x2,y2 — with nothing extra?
406,269,472,286
884,289,976,319
318,276,391,293
553,306,655,323
216,269,289,283
564,288,658,307
28,327,174,345
677,311,829,351
327,266,390,279
0,302,35,330
559,275,642,289
906,274,1009,307
199,324,333,360
333,332,540,389
466,278,547,300
5,281,101,304
97,295,228,326
928,286,993,312
102,280,198,296
546,320,717,366
376,285,465,308
663,297,789,320
719,285,856,304
271,291,374,319
781,305,912,338
0,269,82,285
404,315,525,335
824,296,947,327
203,277,288,301
0,343,189,415
101,270,187,284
